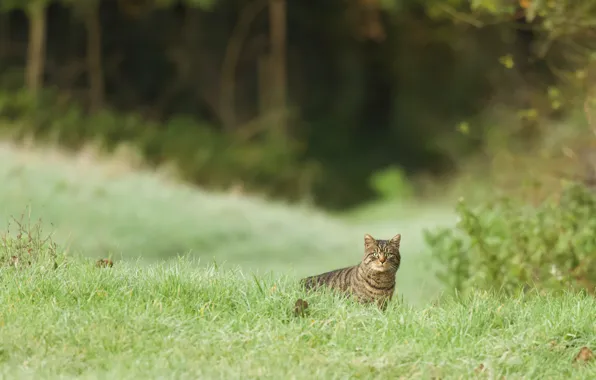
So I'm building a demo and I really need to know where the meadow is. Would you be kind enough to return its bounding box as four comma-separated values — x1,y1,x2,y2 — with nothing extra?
1,142,595,379
0,142,453,304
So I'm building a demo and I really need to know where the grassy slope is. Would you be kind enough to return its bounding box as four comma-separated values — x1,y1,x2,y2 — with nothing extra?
1,262,595,379
2,142,594,378
0,142,454,304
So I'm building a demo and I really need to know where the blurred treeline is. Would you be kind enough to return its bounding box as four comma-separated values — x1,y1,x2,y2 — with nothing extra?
0,0,594,209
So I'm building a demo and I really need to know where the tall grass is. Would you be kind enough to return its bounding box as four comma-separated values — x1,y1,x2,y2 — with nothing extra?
1,259,594,379
0,142,595,379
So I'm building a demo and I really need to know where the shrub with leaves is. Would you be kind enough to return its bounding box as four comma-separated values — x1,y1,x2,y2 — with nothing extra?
424,182,596,295
0,214,65,269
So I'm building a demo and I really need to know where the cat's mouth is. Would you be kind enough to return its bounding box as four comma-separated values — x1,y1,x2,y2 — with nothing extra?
372,263,394,272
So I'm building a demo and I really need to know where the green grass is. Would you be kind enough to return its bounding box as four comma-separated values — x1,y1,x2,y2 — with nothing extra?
0,142,454,305
2,141,594,378
1,260,595,379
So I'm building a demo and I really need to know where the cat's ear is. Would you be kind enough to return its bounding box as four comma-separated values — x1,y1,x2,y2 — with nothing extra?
390,234,401,247
364,234,376,248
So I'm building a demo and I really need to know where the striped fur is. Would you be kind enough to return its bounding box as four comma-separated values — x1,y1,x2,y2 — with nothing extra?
301,233,401,310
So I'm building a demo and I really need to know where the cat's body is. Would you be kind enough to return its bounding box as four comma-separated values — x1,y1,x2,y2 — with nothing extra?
301,233,401,310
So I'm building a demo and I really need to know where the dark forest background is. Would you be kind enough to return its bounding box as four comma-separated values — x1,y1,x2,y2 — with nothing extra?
0,0,595,209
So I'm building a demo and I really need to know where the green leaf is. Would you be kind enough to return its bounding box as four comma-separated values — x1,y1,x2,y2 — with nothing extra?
499,54,515,69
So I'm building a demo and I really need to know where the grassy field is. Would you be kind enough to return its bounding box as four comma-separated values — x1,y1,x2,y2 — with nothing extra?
1,142,595,379
0,142,454,304
1,260,595,379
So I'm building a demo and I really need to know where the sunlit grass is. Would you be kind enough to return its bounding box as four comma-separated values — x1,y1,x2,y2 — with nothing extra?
0,141,595,379
0,260,594,379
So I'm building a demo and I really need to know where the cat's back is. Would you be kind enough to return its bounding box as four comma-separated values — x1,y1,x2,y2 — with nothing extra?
301,265,357,292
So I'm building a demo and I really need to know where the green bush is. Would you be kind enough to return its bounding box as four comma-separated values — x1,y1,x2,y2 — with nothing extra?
0,89,319,202
369,166,414,201
424,182,596,295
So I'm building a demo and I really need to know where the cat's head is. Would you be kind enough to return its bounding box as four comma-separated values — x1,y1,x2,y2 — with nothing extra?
362,233,401,273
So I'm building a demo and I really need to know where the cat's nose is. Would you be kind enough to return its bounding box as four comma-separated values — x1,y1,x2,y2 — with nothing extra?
379,256,386,263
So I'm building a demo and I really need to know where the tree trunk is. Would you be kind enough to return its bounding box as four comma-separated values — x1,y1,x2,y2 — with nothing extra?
258,54,271,117
84,2,104,112
26,2,47,95
268,0,287,134
0,13,8,60
220,0,267,131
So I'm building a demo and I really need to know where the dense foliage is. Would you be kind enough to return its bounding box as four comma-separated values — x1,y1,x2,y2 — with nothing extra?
1,0,596,208
425,182,596,295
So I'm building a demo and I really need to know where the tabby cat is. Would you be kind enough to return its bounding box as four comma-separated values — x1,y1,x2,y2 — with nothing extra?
301,233,401,310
